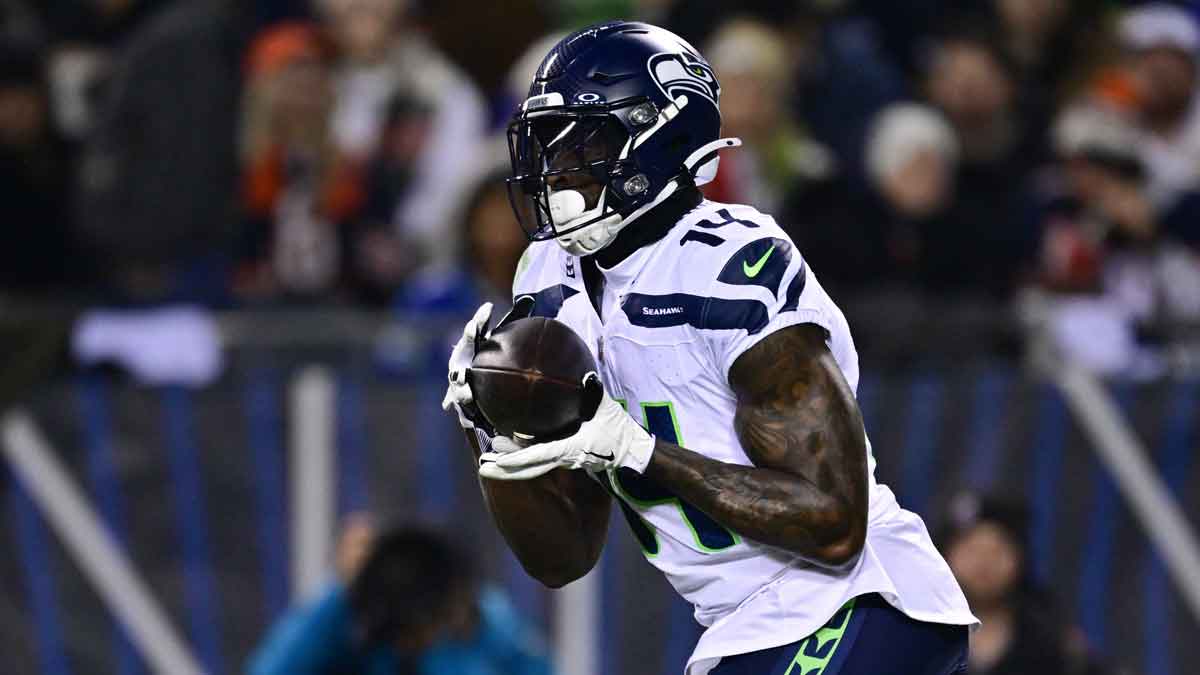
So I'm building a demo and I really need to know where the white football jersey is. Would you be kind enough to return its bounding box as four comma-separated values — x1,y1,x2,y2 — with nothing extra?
511,200,977,674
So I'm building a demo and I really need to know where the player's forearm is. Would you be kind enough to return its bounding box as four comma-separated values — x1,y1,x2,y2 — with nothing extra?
467,432,610,587
644,440,864,567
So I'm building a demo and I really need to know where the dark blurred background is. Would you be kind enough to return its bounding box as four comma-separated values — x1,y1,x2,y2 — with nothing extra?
1,1,1200,674
1,0,1199,371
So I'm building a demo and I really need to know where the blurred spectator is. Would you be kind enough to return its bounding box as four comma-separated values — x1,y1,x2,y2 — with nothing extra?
45,45,109,141
941,494,1109,675
790,101,1031,299
987,0,1110,133
923,25,1045,175
920,27,1042,292
1112,3,1200,211
319,0,488,283
1026,104,1200,375
349,93,436,305
249,518,553,675
991,0,1064,72
22,1,166,142
73,0,251,305
787,102,1016,360
0,44,74,293
866,104,958,226
1038,106,1158,295
701,18,834,215
237,22,364,301
394,166,528,314
320,0,414,159
786,103,957,294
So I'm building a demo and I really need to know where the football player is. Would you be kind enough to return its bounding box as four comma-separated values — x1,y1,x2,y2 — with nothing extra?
444,21,977,675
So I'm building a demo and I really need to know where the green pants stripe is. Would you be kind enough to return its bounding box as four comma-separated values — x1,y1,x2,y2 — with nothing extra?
782,598,857,675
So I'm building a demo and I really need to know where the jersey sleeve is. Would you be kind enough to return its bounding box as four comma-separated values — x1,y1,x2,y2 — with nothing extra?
698,227,835,380
510,242,582,319
511,245,536,297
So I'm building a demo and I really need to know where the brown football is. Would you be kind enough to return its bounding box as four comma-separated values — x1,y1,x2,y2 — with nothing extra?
468,316,601,442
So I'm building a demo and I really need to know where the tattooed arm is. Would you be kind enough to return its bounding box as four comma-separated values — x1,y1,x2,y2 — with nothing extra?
643,324,869,568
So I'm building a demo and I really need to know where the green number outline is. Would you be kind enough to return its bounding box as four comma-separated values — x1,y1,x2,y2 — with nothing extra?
609,400,740,555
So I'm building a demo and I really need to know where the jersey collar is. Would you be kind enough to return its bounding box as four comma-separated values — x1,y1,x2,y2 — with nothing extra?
589,186,703,270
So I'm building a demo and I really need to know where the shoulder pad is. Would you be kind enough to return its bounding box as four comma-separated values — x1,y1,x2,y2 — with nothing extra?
672,202,799,299
715,236,795,297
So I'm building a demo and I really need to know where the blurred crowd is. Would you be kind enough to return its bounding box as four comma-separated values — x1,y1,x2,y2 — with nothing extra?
940,493,1121,675
2,0,1200,374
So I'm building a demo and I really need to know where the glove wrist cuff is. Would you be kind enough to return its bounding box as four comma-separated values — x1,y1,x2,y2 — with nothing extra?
623,430,656,474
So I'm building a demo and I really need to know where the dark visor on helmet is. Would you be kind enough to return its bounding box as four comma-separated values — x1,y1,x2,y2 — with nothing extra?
505,98,647,242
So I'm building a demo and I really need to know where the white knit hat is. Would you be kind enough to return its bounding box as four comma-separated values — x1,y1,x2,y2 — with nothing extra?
1120,3,1199,54
866,103,959,184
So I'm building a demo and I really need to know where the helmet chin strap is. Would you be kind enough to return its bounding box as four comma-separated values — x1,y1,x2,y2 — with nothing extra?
546,136,743,256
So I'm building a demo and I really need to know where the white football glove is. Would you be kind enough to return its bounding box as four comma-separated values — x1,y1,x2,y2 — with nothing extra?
478,377,655,480
441,302,493,431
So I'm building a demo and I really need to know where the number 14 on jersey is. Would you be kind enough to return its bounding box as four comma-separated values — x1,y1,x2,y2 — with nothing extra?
605,401,740,555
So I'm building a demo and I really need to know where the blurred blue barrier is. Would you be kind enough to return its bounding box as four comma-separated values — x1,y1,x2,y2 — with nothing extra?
163,387,225,675
1145,382,1199,675
244,369,289,625
78,375,143,675
1029,385,1070,587
10,471,71,675
1,351,1198,675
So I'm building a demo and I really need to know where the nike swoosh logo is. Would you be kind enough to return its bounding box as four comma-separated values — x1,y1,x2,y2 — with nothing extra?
743,245,776,278
585,450,615,461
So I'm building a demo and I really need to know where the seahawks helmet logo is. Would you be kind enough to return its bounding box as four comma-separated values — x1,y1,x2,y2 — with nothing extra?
648,52,720,107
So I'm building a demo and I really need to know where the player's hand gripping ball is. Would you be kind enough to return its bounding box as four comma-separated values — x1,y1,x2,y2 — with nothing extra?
442,302,495,432
479,388,655,480
443,299,655,479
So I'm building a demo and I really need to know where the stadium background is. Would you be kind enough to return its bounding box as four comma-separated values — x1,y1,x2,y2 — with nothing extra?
1,1,1200,674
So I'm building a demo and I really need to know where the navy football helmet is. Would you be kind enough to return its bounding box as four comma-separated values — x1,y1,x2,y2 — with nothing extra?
506,21,741,255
